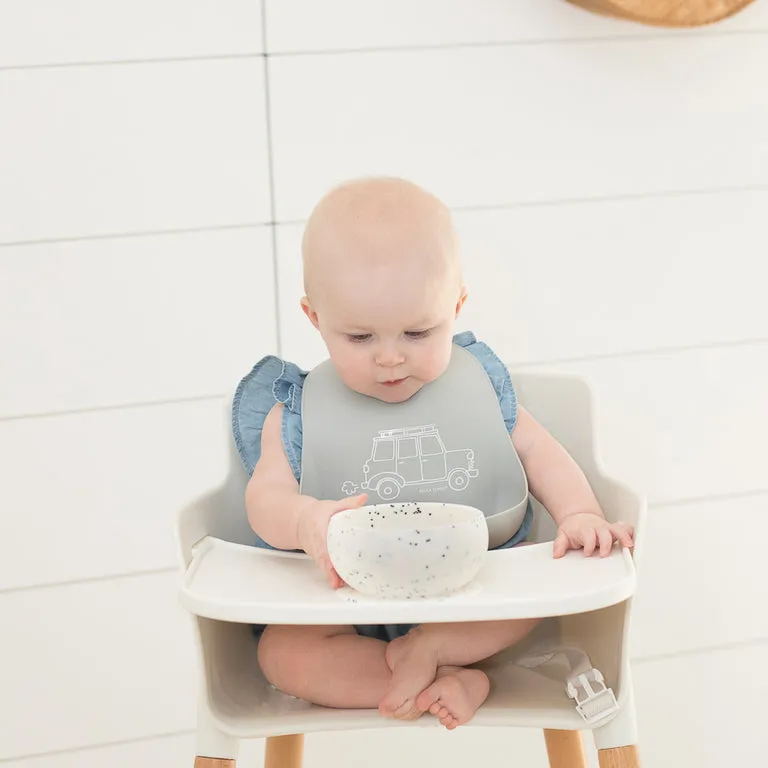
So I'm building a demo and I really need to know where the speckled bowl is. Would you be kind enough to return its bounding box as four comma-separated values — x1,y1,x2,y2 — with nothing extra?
327,502,489,599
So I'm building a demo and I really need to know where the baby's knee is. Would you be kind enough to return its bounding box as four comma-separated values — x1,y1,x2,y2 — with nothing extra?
257,625,296,687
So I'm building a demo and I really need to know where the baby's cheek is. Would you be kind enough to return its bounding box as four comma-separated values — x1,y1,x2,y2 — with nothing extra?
344,356,372,387
336,359,360,383
327,350,356,383
424,347,451,380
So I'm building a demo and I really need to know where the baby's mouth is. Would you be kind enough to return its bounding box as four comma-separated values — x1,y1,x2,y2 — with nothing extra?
381,377,408,386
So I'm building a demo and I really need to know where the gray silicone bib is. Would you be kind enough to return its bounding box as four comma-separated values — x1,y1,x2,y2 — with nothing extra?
300,345,528,549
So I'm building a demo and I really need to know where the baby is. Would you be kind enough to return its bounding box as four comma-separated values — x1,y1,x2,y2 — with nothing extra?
239,177,634,730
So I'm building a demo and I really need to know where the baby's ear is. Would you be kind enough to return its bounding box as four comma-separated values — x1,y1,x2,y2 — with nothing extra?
455,286,468,318
301,296,320,329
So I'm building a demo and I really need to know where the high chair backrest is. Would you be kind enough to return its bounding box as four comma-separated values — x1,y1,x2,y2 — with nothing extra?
513,371,599,543
177,370,625,566
177,402,252,566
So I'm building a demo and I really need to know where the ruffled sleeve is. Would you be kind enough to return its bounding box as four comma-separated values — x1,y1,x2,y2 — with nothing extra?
453,331,518,432
231,355,306,480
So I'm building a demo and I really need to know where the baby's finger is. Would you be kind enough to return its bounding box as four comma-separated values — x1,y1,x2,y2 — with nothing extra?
333,493,368,513
320,555,340,588
610,522,635,548
597,527,613,557
582,528,597,557
553,530,569,558
330,568,344,590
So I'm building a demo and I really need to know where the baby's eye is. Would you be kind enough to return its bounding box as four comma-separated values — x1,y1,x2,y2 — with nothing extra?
405,329,432,340
347,333,372,343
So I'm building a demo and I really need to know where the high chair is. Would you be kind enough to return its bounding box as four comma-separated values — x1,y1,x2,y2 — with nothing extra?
177,372,645,768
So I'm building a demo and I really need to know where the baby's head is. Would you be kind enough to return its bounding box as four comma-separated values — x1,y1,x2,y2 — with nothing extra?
301,177,467,403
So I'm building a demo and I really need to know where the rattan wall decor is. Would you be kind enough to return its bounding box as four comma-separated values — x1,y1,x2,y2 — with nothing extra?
566,0,756,27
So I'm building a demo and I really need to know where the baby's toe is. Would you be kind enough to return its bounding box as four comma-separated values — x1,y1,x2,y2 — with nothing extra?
393,699,415,718
442,714,458,729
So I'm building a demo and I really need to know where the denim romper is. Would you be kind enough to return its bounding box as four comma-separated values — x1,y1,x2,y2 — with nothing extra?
233,331,533,642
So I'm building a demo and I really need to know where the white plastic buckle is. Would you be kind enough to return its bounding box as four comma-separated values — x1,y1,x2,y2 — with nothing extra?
566,668,619,727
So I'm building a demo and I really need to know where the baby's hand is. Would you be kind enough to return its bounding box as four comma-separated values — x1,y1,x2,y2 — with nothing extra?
553,512,634,559
297,493,368,588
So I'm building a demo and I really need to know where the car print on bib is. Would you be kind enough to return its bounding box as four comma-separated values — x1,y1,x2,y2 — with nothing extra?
341,424,478,502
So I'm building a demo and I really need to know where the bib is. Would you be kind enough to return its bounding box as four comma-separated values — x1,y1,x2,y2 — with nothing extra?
300,344,528,549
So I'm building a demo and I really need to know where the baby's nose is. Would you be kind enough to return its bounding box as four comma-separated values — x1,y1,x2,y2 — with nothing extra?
376,345,405,366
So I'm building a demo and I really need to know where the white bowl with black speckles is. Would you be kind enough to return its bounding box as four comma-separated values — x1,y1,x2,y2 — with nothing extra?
327,502,489,599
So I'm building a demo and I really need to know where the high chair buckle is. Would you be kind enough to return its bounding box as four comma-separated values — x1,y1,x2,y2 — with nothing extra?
566,668,619,727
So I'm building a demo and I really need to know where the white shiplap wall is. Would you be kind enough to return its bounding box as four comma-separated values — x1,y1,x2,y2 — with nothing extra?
1,2,767,766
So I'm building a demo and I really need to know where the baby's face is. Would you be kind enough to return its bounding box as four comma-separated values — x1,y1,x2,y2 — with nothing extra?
301,176,465,401
306,265,464,403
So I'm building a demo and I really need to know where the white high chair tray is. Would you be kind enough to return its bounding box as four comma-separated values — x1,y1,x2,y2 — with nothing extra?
180,538,636,624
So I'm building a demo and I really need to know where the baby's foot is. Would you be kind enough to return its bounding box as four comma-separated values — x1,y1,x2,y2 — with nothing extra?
378,631,438,721
415,666,490,730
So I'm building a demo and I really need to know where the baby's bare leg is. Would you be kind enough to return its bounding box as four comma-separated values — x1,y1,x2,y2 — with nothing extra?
258,624,394,710
379,618,538,722
409,618,540,667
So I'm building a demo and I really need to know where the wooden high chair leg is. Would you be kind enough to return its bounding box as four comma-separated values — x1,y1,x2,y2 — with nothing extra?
597,745,641,767
264,734,305,768
543,729,587,768
194,760,235,768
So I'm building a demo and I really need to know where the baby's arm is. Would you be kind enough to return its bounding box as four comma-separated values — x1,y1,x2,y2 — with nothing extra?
246,403,309,549
512,406,633,557
246,403,367,586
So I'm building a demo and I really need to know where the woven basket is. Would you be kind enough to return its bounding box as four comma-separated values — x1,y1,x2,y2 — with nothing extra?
567,0,756,27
